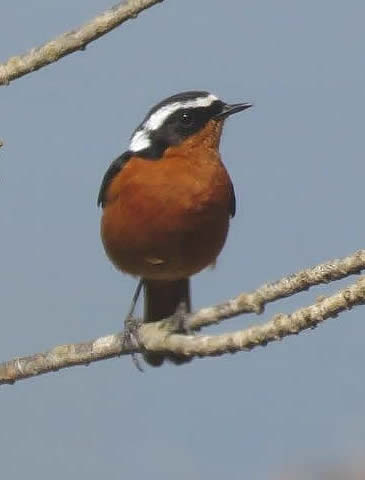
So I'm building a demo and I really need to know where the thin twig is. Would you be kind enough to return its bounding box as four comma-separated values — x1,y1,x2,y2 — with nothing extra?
0,0,165,85
0,251,364,386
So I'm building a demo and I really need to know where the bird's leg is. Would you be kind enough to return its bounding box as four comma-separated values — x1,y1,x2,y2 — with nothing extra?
122,278,144,371
126,278,144,320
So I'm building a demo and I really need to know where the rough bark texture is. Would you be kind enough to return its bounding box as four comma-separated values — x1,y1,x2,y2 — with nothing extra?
0,250,364,385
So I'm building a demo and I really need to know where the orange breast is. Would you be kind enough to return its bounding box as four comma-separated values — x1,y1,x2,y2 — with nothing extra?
101,134,233,280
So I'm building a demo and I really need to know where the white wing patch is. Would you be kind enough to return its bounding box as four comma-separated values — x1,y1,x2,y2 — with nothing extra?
129,93,218,153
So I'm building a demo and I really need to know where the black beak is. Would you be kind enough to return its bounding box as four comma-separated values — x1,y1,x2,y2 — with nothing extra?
215,102,253,119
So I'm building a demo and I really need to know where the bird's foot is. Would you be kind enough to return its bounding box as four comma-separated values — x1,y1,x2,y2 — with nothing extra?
161,300,194,335
122,314,144,372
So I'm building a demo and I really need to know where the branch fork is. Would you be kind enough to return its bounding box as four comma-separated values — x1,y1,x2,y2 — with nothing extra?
0,250,364,385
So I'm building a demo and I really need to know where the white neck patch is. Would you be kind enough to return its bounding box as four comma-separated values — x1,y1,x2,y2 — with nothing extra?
129,93,218,153
129,129,151,152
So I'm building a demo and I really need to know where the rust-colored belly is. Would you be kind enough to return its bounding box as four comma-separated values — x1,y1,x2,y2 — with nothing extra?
100,152,232,280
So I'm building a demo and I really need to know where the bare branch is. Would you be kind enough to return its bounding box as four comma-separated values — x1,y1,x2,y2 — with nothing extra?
0,332,137,385
142,276,365,357
0,251,364,386
186,249,365,330
0,0,165,85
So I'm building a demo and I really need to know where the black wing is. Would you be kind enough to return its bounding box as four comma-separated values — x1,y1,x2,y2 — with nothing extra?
229,180,236,218
97,151,131,207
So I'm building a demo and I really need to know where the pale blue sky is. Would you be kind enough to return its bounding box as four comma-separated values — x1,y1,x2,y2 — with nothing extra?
1,1,365,479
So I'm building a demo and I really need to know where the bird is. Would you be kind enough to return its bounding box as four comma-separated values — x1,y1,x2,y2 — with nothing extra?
98,90,251,366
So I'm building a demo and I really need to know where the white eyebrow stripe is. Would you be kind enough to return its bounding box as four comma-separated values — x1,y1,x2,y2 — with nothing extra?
129,93,218,152
145,94,218,131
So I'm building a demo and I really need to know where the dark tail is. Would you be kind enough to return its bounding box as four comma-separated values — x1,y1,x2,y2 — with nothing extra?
143,278,191,367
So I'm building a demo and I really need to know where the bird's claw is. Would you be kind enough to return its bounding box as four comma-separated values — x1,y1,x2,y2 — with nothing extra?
122,314,144,372
168,301,194,335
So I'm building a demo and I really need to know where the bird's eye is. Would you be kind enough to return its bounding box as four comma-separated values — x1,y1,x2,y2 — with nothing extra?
179,110,194,126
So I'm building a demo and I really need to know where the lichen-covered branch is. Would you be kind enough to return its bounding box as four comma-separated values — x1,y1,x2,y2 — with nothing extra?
0,0,165,85
0,251,364,386
186,249,365,330
0,332,137,385
142,276,365,357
